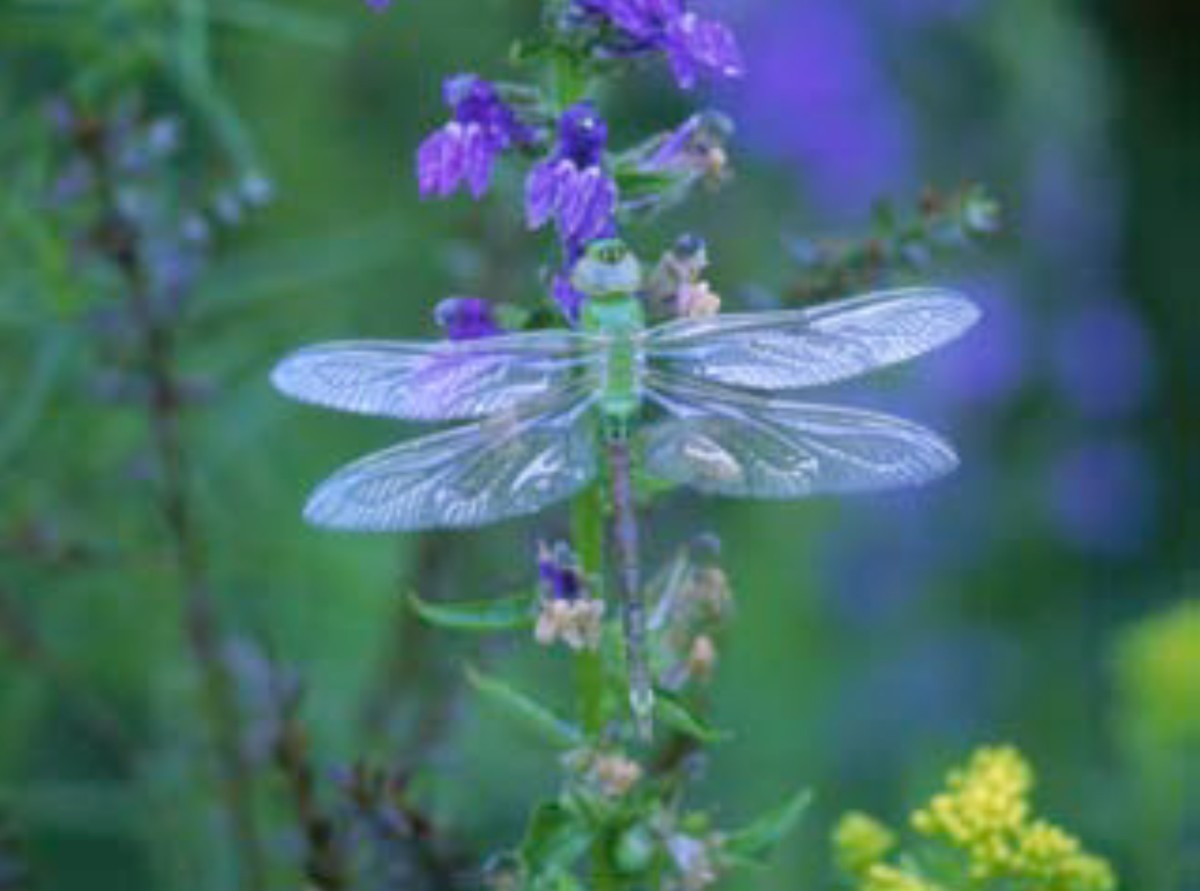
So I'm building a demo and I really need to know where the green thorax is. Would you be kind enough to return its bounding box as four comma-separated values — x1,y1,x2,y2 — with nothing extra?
570,238,648,436
581,294,645,429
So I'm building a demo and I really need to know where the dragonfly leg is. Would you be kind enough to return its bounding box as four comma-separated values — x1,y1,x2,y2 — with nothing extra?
606,437,653,740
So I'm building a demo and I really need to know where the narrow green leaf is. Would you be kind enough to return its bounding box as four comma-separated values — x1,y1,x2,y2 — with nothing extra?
614,168,681,199
408,590,535,633
466,666,583,748
655,693,730,744
723,788,813,866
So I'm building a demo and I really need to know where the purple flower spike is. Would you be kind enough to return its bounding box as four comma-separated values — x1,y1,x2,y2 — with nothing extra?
525,102,618,248
434,297,502,340
576,0,744,89
416,75,532,200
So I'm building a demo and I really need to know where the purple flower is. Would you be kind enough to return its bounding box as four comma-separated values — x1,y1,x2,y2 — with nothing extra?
417,75,532,200
537,541,586,601
525,102,618,250
1050,299,1154,421
364,0,391,10
918,275,1028,410
1045,438,1157,556
576,0,744,89
434,297,502,340
551,269,589,323
732,2,915,217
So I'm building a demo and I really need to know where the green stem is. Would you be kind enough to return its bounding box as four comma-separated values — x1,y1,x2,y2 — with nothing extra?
570,485,622,891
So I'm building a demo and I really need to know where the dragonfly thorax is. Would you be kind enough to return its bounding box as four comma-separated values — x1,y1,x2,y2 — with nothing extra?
581,293,646,435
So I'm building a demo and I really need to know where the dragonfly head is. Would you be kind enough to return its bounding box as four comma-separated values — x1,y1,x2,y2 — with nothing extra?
571,238,643,299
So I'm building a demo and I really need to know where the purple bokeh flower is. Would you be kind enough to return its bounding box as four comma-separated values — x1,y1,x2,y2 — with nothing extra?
575,0,744,89
364,0,391,11
877,0,988,27
1050,299,1154,421
732,2,914,216
1045,438,1157,556
434,297,502,340
417,75,533,200
918,276,1028,411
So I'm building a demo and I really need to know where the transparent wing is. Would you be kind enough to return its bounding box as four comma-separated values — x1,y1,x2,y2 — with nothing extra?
271,331,601,421
303,390,598,531
644,288,979,390
641,374,958,498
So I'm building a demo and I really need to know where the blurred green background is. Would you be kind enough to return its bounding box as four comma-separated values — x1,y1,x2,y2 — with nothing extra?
0,0,1197,888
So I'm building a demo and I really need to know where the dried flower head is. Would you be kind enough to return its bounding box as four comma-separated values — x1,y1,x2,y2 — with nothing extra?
686,634,718,681
647,234,721,319
685,566,733,618
534,598,606,651
677,280,721,319
563,748,643,798
591,752,643,797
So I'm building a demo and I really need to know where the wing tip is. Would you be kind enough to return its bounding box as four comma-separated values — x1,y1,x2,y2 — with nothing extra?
269,355,301,400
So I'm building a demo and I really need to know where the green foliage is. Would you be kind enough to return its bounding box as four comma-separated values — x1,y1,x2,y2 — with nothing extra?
723,788,814,868
654,692,730,744
409,590,537,633
466,665,585,748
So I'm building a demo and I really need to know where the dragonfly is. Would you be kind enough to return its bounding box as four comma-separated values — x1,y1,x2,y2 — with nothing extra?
271,238,979,737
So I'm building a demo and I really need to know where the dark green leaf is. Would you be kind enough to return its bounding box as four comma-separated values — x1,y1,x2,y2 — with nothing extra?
614,168,682,199
655,693,730,744
466,666,584,748
409,590,535,632
723,788,813,866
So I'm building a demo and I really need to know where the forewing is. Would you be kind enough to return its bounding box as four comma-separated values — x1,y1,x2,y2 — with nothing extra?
642,375,958,498
271,331,600,421
645,288,979,390
303,391,598,531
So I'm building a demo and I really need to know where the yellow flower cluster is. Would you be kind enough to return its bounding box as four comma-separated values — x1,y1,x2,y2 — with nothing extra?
1114,600,1200,747
911,746,1116,891
833,812,897,877
832,747,1116,891
861,863,943,891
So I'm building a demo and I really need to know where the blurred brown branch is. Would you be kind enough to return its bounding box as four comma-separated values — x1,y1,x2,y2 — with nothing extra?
72,108,269,891
787,184,1001,304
